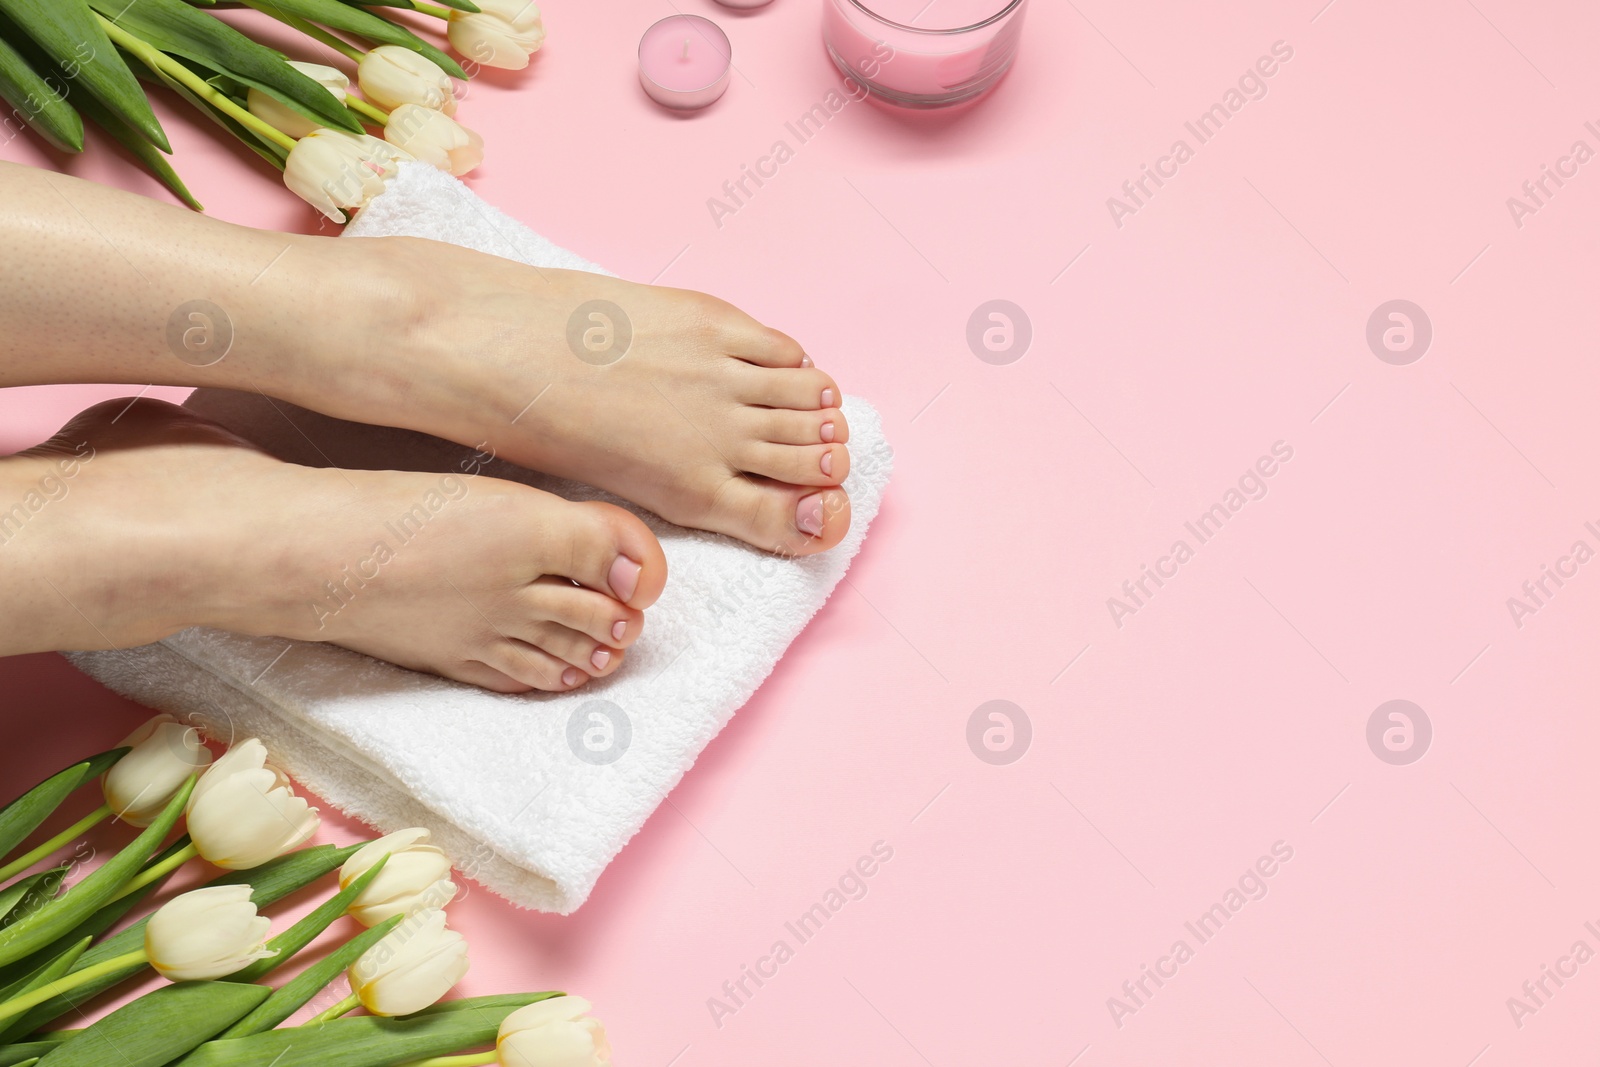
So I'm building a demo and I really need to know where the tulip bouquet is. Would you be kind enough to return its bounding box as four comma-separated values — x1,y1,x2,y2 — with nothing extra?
0,0,543,219
0,716,610,1067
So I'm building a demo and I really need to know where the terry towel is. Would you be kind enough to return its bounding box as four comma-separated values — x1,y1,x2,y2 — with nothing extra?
68,163,893,914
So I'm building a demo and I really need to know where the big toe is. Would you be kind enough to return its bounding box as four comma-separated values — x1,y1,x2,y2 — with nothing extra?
556,499,668,609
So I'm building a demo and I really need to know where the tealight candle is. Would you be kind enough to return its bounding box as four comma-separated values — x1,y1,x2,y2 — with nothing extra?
714,0,775,8
638,15,733,111
823,0,1028,108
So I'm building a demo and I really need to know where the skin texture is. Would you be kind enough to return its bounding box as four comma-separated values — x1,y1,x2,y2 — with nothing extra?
0,399,665,693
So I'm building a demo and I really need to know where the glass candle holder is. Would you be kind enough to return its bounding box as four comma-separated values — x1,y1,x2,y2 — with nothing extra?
823,0,1027,108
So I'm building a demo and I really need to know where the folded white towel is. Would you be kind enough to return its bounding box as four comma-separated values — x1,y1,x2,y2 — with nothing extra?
68,164,893,913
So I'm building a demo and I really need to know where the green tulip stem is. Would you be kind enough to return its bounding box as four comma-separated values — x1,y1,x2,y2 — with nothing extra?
112,841,199,902
95,16,298,152
345,97,390,127
0,805,111,885
0,948,147,1025
413,3,454,20
403,1053,498,1067
306,992,361,1025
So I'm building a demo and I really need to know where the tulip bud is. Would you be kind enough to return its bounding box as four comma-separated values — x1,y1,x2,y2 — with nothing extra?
284,130,412,224
498,996,611,1067
339,827,458,927
247,61,349,139
383,104,484,177
358,46,457,115
349,908,469,1017
145,885,274,981
102,714,212,827
448,0,545,71
185,738,319,870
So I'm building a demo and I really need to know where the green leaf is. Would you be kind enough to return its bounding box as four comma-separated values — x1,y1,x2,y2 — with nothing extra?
0,0,167,149
227,854,388,985
183,993,565,1067
36,982,270,1067
215,915,400,1039
0,26,83,151
238,0,466,78
349,0,480,12
9,843,361,1037
126,53,287,168
0,778,192,971
0,1030,73,1067
86,0,361,133
70,85,202,209
0,872,64,931
0,940,89,1045
0,749,125,865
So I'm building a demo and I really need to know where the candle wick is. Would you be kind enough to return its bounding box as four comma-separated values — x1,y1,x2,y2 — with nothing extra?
682,38,690,59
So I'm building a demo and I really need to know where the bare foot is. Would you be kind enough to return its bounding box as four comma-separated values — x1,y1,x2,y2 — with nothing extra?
294,239,853,557
0,399,666,693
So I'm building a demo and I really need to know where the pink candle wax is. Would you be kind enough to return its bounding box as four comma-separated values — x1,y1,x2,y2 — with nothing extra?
638,15,733,110
823,0,1027,107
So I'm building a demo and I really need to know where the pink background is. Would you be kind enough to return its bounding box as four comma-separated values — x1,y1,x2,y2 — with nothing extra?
5,0,1600,1061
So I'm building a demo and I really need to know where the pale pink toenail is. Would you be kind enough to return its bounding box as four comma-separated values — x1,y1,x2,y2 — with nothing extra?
820,451,833,477
821,422,835,443
608,556,641,602
821,388,834,408
611,620,627,641
796,493,824,536
561,667,584,687
801,354,813,368
591,649,611,670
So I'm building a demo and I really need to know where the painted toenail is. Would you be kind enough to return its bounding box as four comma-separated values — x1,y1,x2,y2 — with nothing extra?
821,388,834,408
801,354,813,368
796,493,825,537
561,667,584,687
820,451,833,477
611,620,627,641
591,649,611,670
821,422,835,443
608,556,641,602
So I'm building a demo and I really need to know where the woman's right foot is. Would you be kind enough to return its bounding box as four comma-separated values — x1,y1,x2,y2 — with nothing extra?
0,399,666,693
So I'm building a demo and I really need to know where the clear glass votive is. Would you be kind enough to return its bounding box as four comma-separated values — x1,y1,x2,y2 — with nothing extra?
823,0,1028,108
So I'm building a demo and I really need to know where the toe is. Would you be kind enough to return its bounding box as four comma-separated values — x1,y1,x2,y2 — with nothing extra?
746,407,851,446
487,640,592,692
523,578,643,648
520,619,626,678
551,500,668,610
445,660,537,694
708,476,851,556
740,442,850,487
733,365,839,411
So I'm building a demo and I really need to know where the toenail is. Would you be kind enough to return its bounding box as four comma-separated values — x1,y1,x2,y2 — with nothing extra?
611,620,627,641
591,648,611,670
796,493,825,537
608,556,641,602
801,354,813,368
561,667,584,687
820,451,833,477
821,388,834,408
821,421,835,443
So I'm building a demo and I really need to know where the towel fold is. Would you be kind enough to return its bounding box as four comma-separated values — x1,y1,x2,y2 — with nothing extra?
68,164,892,913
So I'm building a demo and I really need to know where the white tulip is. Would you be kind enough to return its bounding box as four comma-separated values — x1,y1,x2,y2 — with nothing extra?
145,885,274,981
339,827,458,927
246,61,349,139
498,996,611,1067
283,130,412,224
448,0,545,71
358,46,457,115
185,738,319,870
349,908,469,1017
102,714,212,826
383,104,484,176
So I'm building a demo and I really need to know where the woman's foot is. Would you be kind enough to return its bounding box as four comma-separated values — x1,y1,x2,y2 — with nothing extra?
292,240,853,557
0,399,666,693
